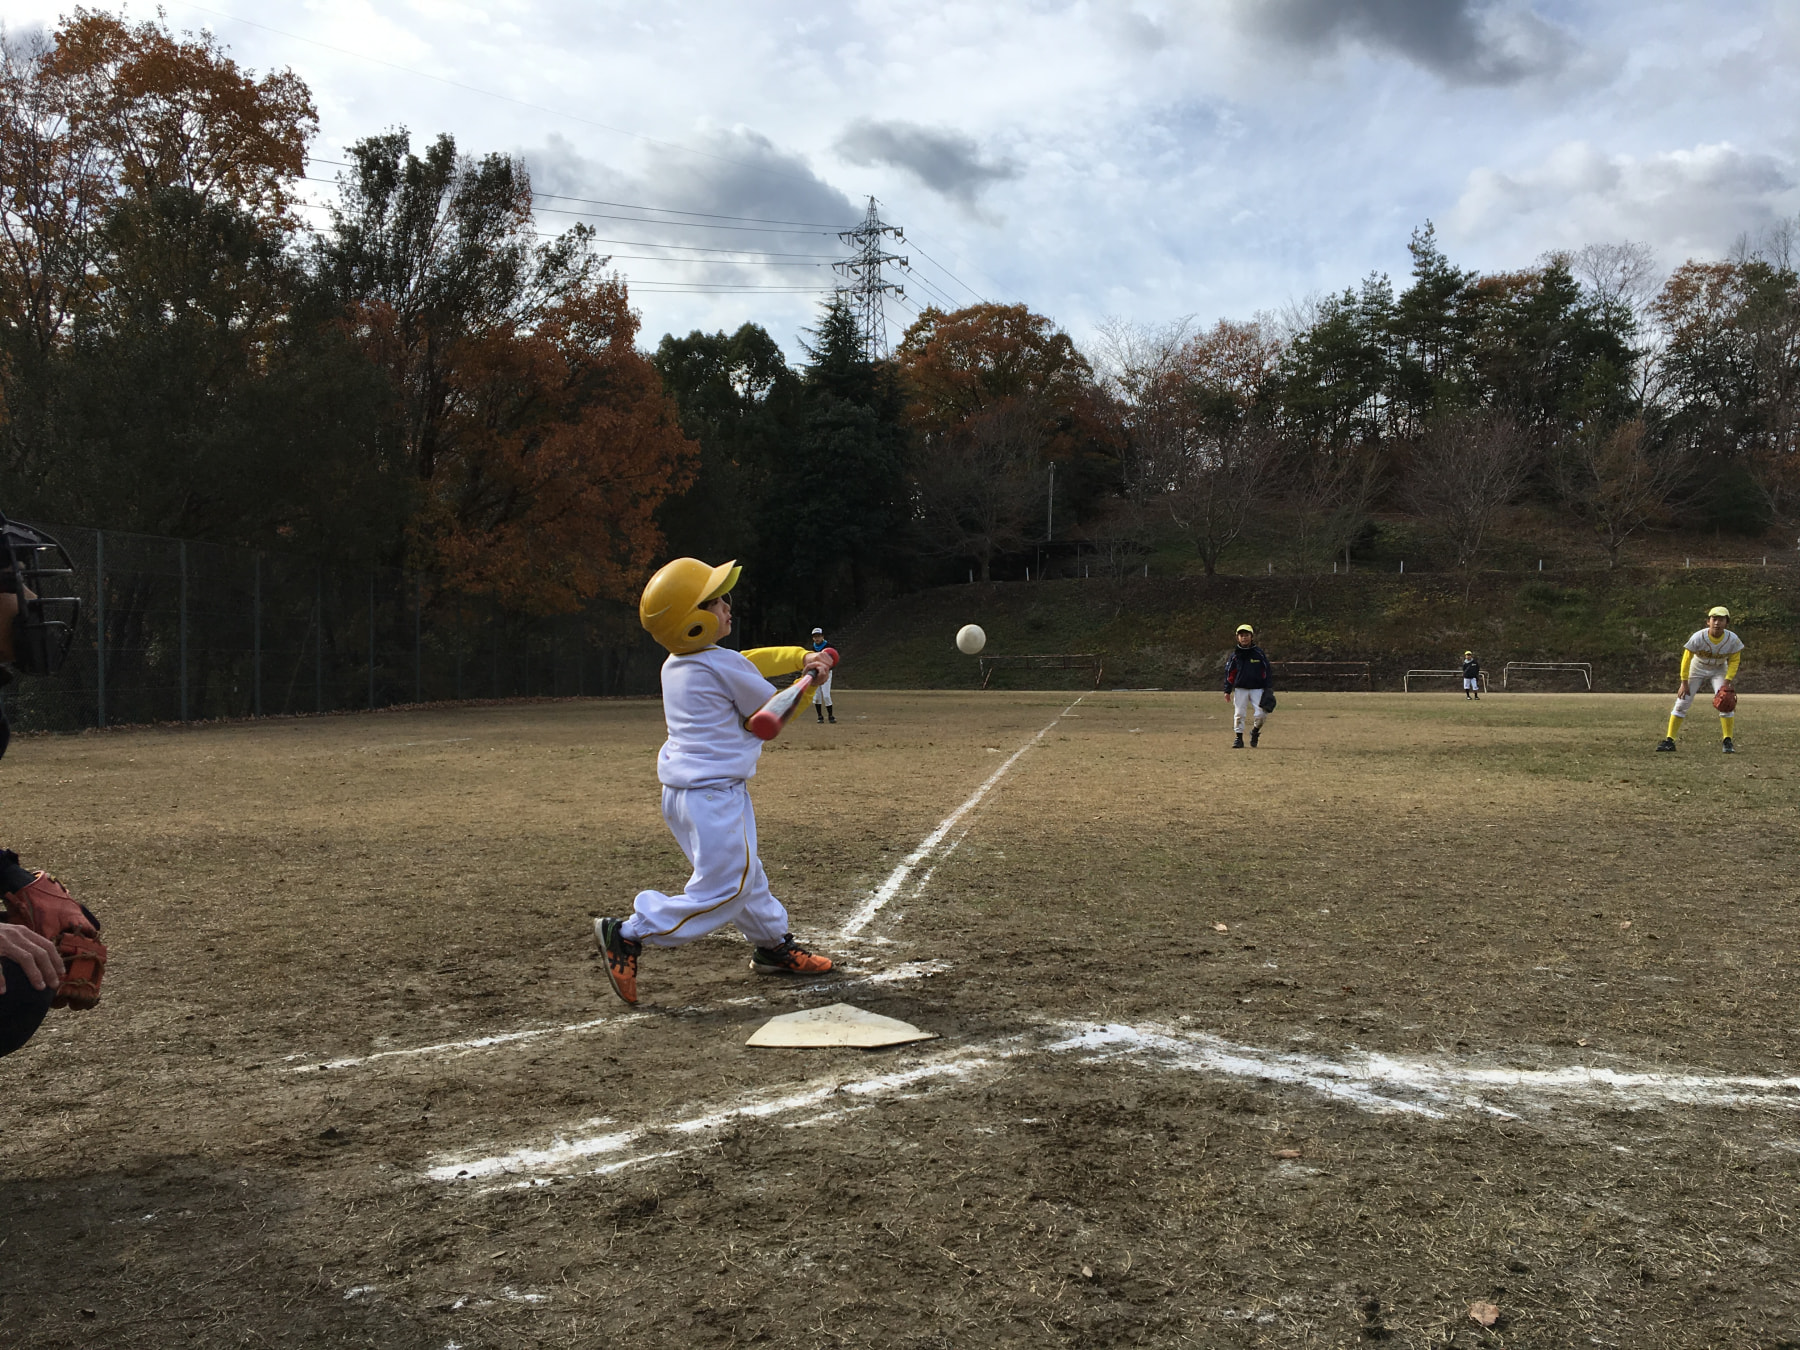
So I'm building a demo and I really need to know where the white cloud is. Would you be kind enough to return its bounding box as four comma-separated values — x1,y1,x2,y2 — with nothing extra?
8,0,1797,350
1449,141,1799,257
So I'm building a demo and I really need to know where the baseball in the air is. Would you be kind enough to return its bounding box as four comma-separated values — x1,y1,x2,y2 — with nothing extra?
956,624,986,655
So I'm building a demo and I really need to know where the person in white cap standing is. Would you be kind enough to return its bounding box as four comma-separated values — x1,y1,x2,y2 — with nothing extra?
1658,605,1743,753
810,627,835,723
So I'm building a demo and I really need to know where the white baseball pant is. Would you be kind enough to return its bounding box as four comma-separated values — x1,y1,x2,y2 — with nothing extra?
815,673,833,707
1231,686,1269,733
622,781,789,949
1462,677,1479,691
1670,664,1730,721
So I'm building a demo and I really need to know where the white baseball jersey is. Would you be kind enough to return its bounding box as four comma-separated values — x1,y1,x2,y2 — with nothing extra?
655,646,779,788
1683,628,1744,674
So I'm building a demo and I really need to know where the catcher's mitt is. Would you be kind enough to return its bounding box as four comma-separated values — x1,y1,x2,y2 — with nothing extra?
2,871,104,1009
1259,688,1277,713
1713,687,1738,714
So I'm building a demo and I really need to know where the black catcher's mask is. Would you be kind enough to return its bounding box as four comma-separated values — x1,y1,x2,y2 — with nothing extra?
0,513,80,676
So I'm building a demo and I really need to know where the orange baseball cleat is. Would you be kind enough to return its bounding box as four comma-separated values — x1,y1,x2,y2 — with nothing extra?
750,935,833,977
595,917,641,1005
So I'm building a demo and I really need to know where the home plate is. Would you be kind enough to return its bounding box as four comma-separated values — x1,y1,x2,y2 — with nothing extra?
746,1003,938,1049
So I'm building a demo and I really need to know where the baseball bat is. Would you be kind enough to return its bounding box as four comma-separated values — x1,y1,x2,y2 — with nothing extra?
747,648,837,741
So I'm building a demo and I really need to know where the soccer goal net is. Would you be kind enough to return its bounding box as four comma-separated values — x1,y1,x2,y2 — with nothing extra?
1403,669,1490,693
1501,661,1593,690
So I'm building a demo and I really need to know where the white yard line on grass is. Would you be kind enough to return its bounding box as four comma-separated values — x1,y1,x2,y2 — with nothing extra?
839,696,1085,939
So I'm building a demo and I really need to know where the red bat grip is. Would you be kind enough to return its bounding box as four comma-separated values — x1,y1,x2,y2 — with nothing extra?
747,671,815,741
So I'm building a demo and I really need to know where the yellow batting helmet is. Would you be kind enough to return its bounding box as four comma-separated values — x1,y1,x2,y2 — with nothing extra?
640,558,741,655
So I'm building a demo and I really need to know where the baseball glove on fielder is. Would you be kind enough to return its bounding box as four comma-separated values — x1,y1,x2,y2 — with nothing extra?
2,871,105,1009
1713,687,1738,714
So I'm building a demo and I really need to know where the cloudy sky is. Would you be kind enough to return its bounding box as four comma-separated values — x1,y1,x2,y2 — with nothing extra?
11,1,1800,356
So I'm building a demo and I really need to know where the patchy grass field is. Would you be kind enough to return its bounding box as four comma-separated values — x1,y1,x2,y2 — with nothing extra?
2,690,1798,1349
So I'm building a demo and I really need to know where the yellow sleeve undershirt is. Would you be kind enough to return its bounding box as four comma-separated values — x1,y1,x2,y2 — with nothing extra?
1726,651,1741,680
1680,649,1693,680
742,645,810,678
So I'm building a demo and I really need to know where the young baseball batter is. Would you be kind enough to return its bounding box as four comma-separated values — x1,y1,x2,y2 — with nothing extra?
1657,605,1743,754
596,558,836,1005
1462,650,1481,699
810,626,835,723
1223,623,1273,748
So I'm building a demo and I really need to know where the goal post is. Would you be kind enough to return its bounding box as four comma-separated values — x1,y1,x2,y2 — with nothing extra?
1403,669,1490,693
1276,661,1372,691
1501,661,1593,690
977,653,1105,689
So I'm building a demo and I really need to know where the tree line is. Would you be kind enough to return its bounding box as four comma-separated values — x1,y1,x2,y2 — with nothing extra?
5,13,1798,651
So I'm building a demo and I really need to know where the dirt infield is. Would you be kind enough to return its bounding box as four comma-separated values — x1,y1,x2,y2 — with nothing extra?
3,691,1798,1348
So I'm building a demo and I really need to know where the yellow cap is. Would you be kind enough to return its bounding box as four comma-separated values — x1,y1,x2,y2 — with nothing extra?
1235,623,1254,634
640,558,741,654
1707,605,1730,619
1464,650,1473,657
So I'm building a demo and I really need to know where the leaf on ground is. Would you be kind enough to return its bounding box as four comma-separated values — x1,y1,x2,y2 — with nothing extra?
1619,920,1632,929
1468,1300,1500,1327
1080,1265,1094,1279
1272,1148,1302,1159
1212,922,1228,932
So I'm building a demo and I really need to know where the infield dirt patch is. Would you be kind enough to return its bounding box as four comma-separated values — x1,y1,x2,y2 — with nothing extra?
2,691,1797,1348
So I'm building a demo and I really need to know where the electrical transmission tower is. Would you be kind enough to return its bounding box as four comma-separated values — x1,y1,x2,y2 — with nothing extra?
834,197,907,359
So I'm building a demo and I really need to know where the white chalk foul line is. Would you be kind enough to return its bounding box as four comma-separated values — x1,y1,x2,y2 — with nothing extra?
285,1015,645,1072
423,1021,1800,1188
425,1043,1017,1184
839,696,1085,939
285,961,952,1073
1050,1022,1800,1119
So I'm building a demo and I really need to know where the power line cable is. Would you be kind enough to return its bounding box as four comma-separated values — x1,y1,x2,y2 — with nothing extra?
897,263,960,312
302,169,849,239
292,188,841,261
900,234,988,305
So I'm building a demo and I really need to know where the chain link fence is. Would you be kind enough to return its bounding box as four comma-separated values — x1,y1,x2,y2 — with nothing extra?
3,523,667,733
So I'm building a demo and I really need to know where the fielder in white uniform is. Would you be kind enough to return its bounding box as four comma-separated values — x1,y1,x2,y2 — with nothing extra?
596,558,836,1005
1657,605,1743,754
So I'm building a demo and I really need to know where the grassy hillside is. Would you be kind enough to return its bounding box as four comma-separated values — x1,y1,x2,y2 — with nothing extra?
839,566,1800,693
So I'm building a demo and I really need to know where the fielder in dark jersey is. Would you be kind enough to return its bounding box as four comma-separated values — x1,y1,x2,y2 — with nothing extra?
1223,623,1274,748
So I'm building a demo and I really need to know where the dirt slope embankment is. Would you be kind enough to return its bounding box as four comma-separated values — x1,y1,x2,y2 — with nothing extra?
840,567,1800,693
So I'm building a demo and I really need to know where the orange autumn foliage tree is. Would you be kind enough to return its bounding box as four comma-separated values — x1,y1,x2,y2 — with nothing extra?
426,278,696,614
896,302,1113,579
49,8,313,223
1,9,311,397
316,131,695,613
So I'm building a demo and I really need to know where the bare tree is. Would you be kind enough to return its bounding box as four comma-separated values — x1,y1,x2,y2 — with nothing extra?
1100,316,1283,574
1568,241,1661,319
1280,442,1383,577
1556,418,1689,567
1405,415,1536,570
1162,424,1280,575
912,398,1046,582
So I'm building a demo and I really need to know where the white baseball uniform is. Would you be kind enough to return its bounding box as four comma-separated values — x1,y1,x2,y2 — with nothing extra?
1671,628,1743,720
622,644,810,950
1231,686,1268,733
